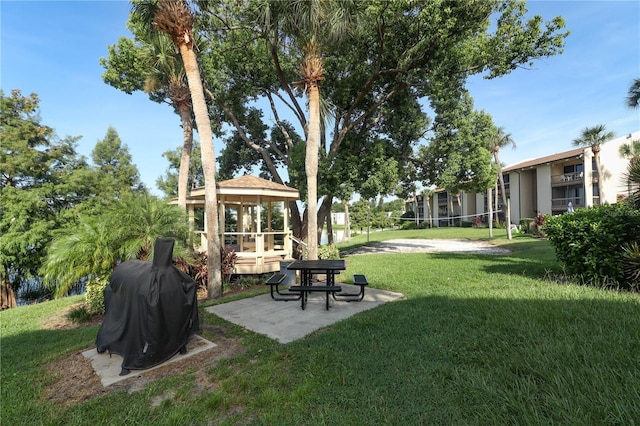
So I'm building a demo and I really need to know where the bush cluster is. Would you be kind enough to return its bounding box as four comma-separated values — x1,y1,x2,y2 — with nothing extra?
85,276,109,314
543,204,640,289
318,244,340,260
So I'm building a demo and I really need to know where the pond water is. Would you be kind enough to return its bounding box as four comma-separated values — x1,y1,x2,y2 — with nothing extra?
320,229,345,245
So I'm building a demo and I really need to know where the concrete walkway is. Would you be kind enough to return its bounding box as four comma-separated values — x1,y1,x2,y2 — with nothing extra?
206,284,404,343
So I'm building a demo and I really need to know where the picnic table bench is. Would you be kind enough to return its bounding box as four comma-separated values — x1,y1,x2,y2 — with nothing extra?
265,273,301,301
288,285,342,310
333,274,368,302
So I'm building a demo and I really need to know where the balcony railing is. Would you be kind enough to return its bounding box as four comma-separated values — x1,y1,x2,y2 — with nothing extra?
551,172,584,185
551,197,584,209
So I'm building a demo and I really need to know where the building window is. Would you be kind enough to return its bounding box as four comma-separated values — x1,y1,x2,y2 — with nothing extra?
552,185,584,211
564,163,583,174
592,183,600,205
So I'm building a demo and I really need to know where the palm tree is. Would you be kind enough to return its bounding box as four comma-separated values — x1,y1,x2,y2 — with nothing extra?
619,139,640,160
488,127,516,239
300,40,324,259
422,188,434,228
143,33,194,210
573,124,615,204
102,32,194,210
257,0,358,260
41,194,192,298
627,78,640,109
623,154,640,208
133,0,222,297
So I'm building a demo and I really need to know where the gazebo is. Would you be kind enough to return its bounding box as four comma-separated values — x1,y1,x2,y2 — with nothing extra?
174,175,300,275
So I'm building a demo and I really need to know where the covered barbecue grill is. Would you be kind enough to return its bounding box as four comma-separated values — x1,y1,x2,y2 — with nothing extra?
96,238,200,375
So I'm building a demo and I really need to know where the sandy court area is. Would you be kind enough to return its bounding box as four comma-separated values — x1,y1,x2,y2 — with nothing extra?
343,238,511,255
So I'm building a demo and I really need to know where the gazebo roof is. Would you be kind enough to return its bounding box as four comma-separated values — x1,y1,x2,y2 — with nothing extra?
180,175,299,203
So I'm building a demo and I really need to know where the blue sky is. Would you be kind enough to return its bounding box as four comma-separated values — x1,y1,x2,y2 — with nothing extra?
2,1,639,195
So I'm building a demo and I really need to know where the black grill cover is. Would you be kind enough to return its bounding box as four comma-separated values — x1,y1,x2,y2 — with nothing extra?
96,238,200,374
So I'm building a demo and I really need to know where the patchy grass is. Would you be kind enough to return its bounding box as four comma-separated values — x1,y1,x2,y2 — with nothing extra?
2,230,639,424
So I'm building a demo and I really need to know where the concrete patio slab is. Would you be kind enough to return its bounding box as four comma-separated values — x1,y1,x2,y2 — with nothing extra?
82,335,217,387
206,284,403,343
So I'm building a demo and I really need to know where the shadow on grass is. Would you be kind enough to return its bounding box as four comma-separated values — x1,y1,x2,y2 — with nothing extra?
280,294,640,424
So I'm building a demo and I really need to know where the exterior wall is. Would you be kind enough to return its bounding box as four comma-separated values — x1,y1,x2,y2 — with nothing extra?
599,133,636,203
508,171,521,224
463,191,476,219
520,170,537,218
536,165,552,215
331,212,346,226
583,149,595,207
475,193,485,218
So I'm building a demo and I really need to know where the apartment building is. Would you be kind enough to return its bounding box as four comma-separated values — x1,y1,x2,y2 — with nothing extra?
409,130,639,226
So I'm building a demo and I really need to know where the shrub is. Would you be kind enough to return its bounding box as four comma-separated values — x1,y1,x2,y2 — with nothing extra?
227,275,259,293
67,304,93,323
400,220,416,230
543,204,640,289
221,245,238,283
492,220,506,229
318,244,340,260
519,217,535,234
174,245,238,293
85,276,109,314
621,242,640,290
531,213,547,237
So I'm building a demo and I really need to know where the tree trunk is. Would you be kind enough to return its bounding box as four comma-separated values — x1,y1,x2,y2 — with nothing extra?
326,212,334,245
289,200,303,240
488,187,493,238
494,152,512,240
178,43,222,298
595,152,605,203
305,82,320,260
343,199,351,241
317,195,333,243
494,182,499,222
177,102,193,210
1,272,16,310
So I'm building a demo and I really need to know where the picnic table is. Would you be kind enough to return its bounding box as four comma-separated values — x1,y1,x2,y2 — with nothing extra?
265,259,369,310
286,260,345,310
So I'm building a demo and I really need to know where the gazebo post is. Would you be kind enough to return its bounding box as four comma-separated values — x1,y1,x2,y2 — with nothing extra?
284,200,291,256
256,196,263,267
219,199,226,246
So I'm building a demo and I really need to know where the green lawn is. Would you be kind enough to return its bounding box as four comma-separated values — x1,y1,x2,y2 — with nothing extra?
2,229,640,424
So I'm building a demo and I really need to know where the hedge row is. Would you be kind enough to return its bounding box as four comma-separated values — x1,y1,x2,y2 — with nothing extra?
543,203,640,289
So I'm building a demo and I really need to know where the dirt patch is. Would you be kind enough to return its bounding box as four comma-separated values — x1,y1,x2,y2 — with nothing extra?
343,238,511,255
44,325,245,406
42,293,250,406
42,303,104,330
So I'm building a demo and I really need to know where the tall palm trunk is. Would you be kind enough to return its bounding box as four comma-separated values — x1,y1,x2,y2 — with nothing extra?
178,44,222,298
177,102,193,209
495,158,512,239
305,82,320,259
343,199,351,241
593,148,604,203
488,187,493,238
